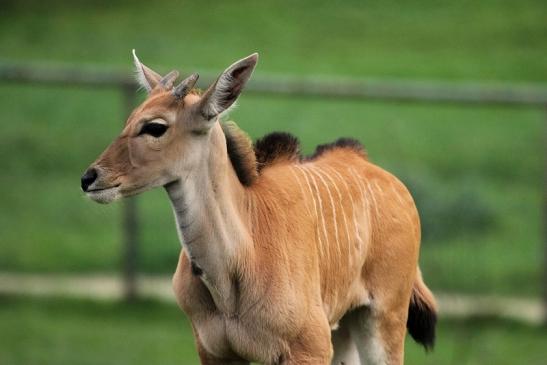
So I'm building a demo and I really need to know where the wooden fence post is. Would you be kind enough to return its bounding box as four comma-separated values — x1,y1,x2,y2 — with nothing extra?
121,84,138,301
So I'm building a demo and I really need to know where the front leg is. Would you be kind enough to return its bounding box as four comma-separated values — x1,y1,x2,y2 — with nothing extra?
192,324,250,365
282,314,333,365
196,347,249,365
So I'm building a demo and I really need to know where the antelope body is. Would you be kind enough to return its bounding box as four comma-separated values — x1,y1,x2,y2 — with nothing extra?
82,51,437,365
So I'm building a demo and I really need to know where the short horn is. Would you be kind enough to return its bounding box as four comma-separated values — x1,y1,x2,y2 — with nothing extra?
173,73,199,100
159,70,180,89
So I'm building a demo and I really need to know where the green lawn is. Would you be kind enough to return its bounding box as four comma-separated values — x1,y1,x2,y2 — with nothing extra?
2,0,546,82
0,0,545,297
0,296,545,365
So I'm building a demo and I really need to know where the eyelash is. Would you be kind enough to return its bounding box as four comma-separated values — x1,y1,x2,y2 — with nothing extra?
138,123,168,138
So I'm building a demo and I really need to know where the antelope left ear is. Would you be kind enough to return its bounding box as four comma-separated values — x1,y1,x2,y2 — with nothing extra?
198,53,258,120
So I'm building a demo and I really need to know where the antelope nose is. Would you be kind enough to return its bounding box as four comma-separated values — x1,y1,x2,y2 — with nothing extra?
81,168,98,192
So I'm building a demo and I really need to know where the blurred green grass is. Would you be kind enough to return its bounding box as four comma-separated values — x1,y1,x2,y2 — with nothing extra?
0,0,545,298
0,296,545,365
0,86,542,296
2,0,546,82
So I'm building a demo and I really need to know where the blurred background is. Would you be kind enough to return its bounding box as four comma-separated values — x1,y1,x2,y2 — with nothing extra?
0,0,546,364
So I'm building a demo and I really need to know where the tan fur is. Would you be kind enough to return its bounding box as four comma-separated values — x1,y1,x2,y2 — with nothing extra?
84,55,436,365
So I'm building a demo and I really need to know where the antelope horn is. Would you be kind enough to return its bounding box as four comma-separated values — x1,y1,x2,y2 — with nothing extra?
159,70,180,89
173,73,199,100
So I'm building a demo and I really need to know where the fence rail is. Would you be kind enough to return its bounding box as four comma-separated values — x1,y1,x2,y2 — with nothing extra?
0,272,543,325
2,63,547,105
0,63,545,319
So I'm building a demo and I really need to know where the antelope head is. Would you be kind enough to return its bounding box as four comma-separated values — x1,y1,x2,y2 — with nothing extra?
81,50,258,204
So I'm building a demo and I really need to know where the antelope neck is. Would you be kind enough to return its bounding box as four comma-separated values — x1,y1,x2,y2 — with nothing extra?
164,125,252,315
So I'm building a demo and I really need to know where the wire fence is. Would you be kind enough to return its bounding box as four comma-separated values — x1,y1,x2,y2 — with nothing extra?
1,62,546,319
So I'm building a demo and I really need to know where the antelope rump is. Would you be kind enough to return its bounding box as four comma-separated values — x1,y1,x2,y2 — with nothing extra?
81,51,437,365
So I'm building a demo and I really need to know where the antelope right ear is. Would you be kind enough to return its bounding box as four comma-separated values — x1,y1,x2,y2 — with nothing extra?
132,49,162,92
198,53,258,121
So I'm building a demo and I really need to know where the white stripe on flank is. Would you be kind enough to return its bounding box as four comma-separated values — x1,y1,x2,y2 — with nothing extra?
308,166,342,260
390,181,406,206
299,165,330,261
364,181,381,219
349,167,380,219
373,180,384,196
315,166,352,266
348,167,367,208
317,167,351,245
326,166,362,247
348,167,371,253
350,167,380,226
289,167,313,217
294,165,326,260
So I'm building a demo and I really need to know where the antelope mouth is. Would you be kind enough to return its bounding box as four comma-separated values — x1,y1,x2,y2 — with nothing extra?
85,184,122,204
86,184,121,193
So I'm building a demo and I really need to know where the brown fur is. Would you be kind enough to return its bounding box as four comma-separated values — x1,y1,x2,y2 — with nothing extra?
170,144,436,364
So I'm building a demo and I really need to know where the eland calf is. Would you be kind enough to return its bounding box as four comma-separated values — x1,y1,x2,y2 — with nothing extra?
82,51,437,365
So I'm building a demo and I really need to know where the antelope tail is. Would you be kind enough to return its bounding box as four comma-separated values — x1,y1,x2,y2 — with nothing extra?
406,267,437,351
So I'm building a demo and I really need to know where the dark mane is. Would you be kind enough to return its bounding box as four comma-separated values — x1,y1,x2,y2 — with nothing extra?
306,138,367,160
254,132,301,172
222,122,258,186
222,123,366,186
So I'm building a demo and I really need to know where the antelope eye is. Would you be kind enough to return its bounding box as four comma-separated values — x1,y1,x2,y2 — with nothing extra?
139,123,168,138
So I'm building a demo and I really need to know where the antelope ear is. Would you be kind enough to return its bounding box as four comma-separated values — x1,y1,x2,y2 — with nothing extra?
199,53,258,120
132,49,162,92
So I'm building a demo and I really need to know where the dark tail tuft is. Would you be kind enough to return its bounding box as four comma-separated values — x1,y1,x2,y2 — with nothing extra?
407,268,437,351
